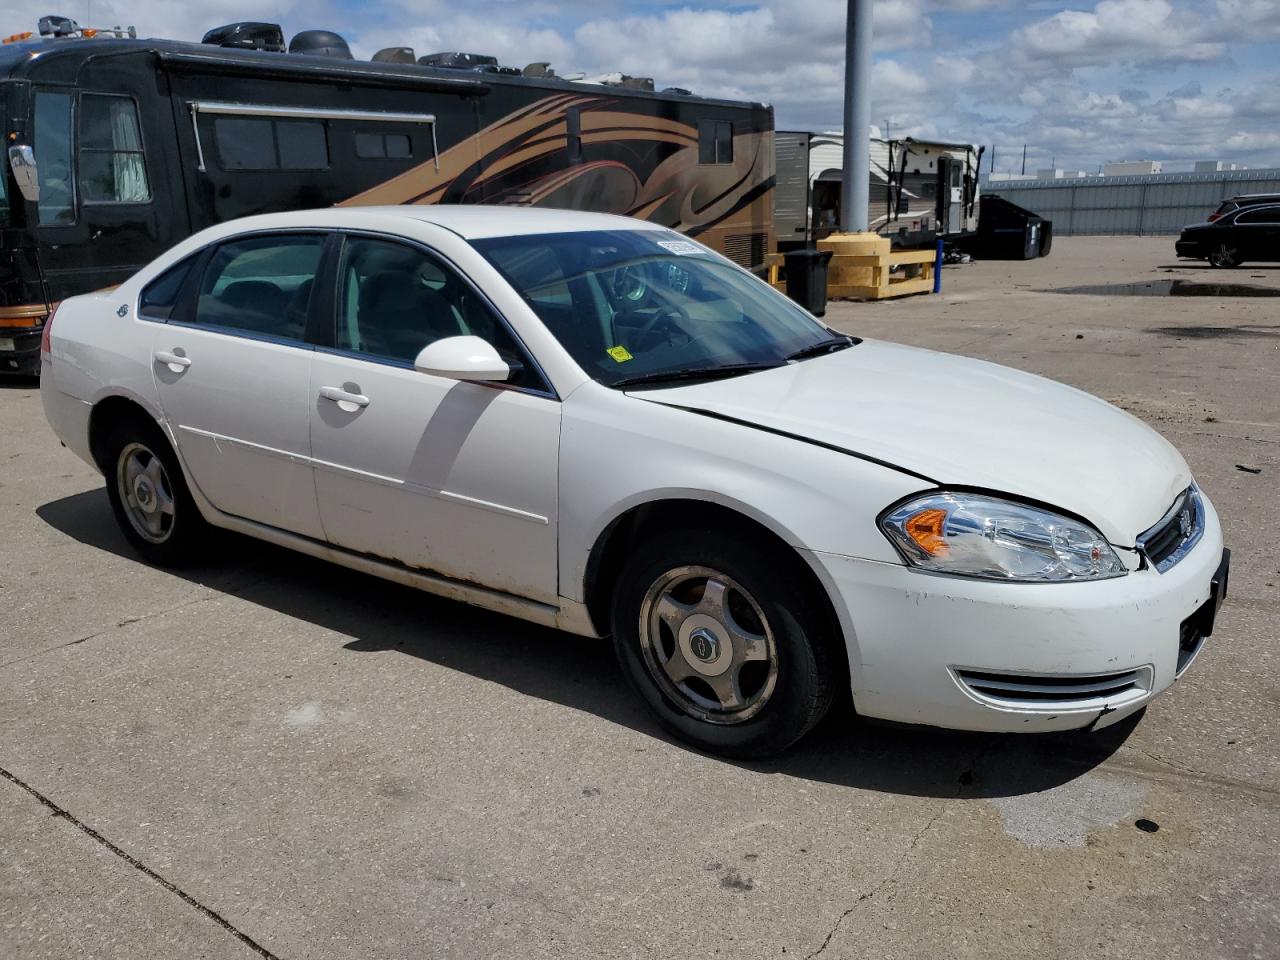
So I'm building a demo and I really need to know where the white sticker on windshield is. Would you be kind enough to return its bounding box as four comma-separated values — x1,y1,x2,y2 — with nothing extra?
657,240,703,256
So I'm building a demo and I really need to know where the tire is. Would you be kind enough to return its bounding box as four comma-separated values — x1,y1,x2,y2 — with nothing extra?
611,529,841,758
1208,244,1239,268
102,415,208,566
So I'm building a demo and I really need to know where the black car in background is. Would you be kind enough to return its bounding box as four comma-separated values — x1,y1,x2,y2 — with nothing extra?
1176,195,1280,267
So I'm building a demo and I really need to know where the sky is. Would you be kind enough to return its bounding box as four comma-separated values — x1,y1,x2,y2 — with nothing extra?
9,0,1280,173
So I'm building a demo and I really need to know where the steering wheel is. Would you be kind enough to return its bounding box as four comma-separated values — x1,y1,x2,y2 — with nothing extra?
637,303,690,338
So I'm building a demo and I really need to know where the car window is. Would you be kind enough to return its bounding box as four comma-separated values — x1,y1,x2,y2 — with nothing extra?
1236,207,1280,225
472,230,833,387
139,256,198,320
335,236,547,391
190,234,324,342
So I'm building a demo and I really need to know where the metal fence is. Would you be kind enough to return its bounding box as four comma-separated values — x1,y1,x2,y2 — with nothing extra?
982,168,1280,236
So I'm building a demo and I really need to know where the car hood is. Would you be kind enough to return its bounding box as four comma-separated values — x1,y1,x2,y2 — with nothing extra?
632,340,1190,545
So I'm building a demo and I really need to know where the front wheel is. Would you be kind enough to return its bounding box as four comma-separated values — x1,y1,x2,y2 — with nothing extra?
1208,244,1240,268
611,530,840,758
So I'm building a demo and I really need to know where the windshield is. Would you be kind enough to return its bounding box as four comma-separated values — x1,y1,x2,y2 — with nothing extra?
471,230,835,387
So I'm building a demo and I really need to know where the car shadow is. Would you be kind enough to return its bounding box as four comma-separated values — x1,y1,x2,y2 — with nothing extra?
0,375,39,389
37,488,1140,800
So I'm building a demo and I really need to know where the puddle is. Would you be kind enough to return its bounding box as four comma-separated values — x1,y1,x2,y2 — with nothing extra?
1146,325,1280,339
1048,279,1280,298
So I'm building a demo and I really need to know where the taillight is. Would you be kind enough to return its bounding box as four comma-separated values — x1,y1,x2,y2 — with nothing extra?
40,303,58,355
1207,213,1221,222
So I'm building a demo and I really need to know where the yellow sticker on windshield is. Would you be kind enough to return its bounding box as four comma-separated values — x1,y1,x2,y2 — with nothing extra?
606,345,634,363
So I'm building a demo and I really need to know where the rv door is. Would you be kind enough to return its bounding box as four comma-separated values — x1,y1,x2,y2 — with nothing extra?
31,59,190,303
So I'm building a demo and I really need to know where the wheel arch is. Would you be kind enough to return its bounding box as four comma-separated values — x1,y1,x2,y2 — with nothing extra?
87,392,170,474
581,496,848,667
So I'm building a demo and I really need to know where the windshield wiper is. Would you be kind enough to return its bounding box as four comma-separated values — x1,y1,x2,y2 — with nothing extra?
785,336,857,362
612,362,784,389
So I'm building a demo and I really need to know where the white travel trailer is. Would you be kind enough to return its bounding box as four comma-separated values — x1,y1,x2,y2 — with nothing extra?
775,131,982,251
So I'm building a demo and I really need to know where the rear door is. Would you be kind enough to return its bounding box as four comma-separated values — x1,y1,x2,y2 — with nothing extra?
1233,206,1280,260
148,231,329,537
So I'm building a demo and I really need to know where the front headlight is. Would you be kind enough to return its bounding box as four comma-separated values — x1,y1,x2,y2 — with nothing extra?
880,492,1126,582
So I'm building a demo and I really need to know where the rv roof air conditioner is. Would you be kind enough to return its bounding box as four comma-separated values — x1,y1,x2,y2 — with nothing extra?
202,22,286,52
289,30,353,59
372,46,415,64
38,15,78,37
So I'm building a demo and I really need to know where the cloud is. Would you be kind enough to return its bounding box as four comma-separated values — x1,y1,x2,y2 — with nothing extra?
1011,0,1224,67
0,0,1274,173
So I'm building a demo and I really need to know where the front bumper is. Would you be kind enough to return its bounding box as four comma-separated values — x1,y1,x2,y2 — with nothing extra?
810,495,1226,733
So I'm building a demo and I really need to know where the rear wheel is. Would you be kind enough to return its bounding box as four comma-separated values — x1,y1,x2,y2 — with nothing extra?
102,418,207,565
1208,243,1239,268
611,530,840,758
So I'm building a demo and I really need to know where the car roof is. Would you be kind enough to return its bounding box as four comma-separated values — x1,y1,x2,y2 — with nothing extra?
207,205,671,241
1227,194,1280,202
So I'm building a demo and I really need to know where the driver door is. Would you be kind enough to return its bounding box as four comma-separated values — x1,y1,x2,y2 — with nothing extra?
308,233,561,602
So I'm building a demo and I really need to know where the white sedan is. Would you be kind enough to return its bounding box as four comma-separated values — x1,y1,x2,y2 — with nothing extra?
41,207,1229,757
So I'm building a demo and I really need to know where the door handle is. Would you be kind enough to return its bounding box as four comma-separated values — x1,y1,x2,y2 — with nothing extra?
154,350,191,372
319,385,370,411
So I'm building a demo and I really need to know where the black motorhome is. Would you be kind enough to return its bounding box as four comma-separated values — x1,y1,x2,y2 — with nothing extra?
0,20,774,374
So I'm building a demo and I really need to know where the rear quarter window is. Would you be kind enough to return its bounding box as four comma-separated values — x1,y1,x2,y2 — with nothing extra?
139,256,197,320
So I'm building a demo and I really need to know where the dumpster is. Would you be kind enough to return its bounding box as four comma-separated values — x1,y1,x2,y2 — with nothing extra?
962,194,1053,260
783,248,834,316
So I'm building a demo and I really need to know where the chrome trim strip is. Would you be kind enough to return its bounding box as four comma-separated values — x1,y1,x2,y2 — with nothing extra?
1136,485,1204,573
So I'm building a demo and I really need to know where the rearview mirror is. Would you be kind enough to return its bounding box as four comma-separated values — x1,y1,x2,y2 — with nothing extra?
413,335,511,382
7,145,40,203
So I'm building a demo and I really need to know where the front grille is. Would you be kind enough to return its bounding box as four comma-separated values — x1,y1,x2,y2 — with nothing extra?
955,668,1148,707
722,232,766,269
1137,487,1203,572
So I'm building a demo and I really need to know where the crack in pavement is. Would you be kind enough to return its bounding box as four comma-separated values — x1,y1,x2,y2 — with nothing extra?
803,738,1002,959
1,765,280,959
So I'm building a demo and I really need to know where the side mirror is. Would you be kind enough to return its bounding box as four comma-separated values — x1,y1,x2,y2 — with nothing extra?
413,335,511,382
8,145,40,203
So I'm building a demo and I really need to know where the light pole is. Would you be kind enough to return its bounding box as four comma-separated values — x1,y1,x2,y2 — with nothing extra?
840,0,871,233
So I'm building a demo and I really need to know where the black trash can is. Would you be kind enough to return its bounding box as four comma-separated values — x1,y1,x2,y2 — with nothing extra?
784,248,834,316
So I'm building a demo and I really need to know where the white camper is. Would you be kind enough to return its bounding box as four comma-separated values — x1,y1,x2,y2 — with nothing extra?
775,131,982,250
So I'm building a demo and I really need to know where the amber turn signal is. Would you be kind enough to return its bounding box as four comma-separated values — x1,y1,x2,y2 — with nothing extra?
904,507,949,557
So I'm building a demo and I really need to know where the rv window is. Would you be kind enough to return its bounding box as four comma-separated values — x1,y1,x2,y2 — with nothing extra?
566,108,582,164
278,121,328,169
354,132,413,159
34,92,75,225
191,234,325,342
697,119,734,165
698,120,716,164
214,117,329,171
78,95,151,204
715,121,734,164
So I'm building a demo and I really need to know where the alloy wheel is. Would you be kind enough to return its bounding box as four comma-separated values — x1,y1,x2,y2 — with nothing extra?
116,441,176,544
638,565,780,724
